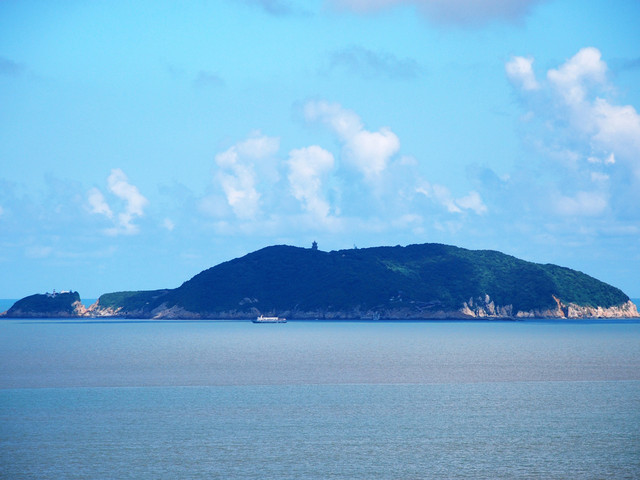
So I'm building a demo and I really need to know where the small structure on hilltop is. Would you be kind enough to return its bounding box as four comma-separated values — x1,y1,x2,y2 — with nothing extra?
46,289,71,298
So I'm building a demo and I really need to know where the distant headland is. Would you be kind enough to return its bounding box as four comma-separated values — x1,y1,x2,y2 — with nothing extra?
3,290,88,318
2,243,638,320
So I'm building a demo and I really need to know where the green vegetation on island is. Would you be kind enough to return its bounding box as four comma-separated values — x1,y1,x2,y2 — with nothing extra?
4,291,84,318
3,243,636,319
96,290,170,311
92,243,634,319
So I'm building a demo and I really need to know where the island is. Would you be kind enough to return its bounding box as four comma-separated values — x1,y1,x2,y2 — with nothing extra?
2,243,638,319
3,290,88,318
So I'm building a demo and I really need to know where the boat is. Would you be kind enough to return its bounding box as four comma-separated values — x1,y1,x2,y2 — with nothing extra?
253,315,287,323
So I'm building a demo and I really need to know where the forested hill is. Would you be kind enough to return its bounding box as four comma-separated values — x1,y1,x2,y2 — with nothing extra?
3,291,87,318
89,243,636,319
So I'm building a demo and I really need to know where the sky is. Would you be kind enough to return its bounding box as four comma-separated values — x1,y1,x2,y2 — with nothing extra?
1,0,639,299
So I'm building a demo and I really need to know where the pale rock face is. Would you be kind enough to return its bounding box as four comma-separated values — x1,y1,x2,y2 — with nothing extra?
459,295,638,319
515,299,639,319
461,295,507,318
59,294,640,320
86,302,122,317
71,301,89,317
562,300,639,318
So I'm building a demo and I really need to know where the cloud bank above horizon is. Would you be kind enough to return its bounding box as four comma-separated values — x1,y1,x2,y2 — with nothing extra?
506,47,640,218
1,0,639,298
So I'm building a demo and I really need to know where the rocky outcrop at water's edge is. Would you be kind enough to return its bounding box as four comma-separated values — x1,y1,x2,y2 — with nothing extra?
83,295,640,320
459,295,639,319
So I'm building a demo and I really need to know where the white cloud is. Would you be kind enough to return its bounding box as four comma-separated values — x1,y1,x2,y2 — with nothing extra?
235,132,280,159
214,132,280,219
87,188,113,219
304,100,399,181
327,0,544,26
543,48,640,176
304,100,362,139
416,181,487,215
547,47,607,106
107,169,147,217
554,191,607,216
107,169,149,234
605,152,615,165
505,56,539,91
347,128,400,179
507,47,640,221
430,184,461,213
591,100,640,169
456,191,488,215
587,152,615,165
88,169,148,235
217,167,261,220
287,146,335,220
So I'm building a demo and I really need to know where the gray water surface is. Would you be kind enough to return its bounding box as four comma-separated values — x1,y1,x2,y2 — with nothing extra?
1,320,639,479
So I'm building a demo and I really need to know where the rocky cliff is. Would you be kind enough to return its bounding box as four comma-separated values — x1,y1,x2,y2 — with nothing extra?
459,294,639,319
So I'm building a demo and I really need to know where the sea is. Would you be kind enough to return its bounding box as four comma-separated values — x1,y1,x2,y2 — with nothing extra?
1,316,639,479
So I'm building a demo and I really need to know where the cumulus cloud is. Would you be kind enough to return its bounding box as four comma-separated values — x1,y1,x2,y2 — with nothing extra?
590,100,640,172
328,46,421,79
87,188,113,219
347,128,401,180
456,191,488,215
217,168,261,220
416,181,487,215
214,132,280,219
195,103,490,238
547,47,607,106
88,169,148,235
107,169,149,234
540,49,639,171
304,100,400,181
326,0,544,26
507,47,640,218
287,146,335,220
505,56,539,91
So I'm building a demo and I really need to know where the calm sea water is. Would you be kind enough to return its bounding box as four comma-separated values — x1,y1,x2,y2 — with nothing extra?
1,319,639,479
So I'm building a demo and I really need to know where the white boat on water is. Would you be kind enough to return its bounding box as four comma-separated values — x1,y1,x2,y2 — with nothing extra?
253,315,287,323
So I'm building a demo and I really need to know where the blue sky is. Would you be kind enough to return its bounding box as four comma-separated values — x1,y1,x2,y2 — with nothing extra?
1,0,639,299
